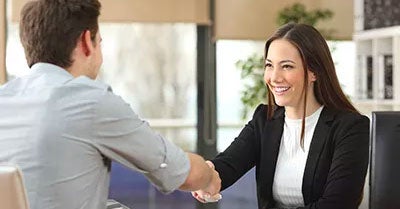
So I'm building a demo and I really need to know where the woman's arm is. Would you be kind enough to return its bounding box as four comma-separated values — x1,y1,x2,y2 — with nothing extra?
191,104,267,204
212,104,266,190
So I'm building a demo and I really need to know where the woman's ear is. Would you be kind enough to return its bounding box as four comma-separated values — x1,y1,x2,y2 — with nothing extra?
308,70,317,82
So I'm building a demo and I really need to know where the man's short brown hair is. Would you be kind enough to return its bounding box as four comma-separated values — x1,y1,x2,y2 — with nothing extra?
20,0,101,68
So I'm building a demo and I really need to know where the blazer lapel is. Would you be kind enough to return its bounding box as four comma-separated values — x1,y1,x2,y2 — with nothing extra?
259,107,285,206
302,107,336,202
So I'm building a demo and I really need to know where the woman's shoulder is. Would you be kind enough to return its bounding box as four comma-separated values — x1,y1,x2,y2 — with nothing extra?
253,103,286,112
251,104,285,122
323,107,370,126
321,108,370,148
252,104,268,115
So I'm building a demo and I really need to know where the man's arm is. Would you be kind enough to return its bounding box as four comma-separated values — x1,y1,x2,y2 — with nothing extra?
91,93,221,194
179,153,221,196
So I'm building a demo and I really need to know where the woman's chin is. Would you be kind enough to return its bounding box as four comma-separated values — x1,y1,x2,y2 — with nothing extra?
274,98,288,107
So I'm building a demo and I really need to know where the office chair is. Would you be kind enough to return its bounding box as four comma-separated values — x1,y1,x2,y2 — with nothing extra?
0,164,30,209
370,111,400,209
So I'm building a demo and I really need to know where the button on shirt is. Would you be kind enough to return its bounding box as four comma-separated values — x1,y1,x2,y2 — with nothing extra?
0,63,190,209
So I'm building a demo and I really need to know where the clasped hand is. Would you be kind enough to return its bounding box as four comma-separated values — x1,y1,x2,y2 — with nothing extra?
192,161,222,203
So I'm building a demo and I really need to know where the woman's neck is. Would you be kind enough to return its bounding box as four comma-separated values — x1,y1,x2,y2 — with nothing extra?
285,98,322,119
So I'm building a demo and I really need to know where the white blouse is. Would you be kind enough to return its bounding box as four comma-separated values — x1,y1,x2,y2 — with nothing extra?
272,106,324,208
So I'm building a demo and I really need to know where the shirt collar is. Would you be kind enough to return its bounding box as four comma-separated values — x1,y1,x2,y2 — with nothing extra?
30,62,74,79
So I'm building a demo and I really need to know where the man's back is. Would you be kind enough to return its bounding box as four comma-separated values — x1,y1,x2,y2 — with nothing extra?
0,63,113,208
0,63,193,209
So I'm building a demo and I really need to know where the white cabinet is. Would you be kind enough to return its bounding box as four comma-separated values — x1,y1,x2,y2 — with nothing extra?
353,0,400,112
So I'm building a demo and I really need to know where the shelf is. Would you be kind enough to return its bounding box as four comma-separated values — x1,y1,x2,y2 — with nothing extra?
354,26,399,103
353,100,400,115
353,26,400,40
353,99,400,105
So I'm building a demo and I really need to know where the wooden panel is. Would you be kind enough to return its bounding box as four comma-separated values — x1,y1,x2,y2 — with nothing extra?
11,0,354,40
317,0,354,40
215,0,354,40
12,0,210,24
0,0,6,84
11,0,25,22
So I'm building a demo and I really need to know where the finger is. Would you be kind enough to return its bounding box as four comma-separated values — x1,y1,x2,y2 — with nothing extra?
204,193,222,202
205,160,215,169
195,195,207,203
191,191,207,203
191,191,198,198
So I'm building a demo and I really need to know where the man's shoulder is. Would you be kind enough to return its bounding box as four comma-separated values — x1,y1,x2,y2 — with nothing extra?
66,76,112,92
66,79,133,117
59,76,119,103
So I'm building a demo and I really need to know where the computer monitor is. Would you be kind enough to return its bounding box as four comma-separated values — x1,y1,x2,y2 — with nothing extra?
370,111,400,209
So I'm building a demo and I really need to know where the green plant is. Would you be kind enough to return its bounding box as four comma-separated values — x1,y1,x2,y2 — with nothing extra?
277,3,333,28
235,54,265,119
236,3,334,119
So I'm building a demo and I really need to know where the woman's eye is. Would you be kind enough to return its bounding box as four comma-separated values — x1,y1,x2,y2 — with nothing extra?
282,65,293,69
265,63,272,68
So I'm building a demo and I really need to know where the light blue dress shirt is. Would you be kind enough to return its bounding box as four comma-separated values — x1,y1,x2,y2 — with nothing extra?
0,63,190,209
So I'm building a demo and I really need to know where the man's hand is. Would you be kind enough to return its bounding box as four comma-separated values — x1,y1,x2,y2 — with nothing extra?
191,161,222,203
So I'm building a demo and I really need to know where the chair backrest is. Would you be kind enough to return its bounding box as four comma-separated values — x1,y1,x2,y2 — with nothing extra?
370,111,400,209
0,164,30,209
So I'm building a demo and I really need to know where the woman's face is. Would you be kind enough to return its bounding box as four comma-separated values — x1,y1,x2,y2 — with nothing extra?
264,39,315,109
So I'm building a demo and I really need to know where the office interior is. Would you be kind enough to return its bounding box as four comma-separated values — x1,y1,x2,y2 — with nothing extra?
1,0,399,209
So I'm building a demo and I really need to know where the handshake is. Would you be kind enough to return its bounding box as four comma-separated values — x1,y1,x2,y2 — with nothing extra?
191,160,223,203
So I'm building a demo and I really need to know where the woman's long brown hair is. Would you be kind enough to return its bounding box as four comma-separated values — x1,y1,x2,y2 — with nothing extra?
264,23,358,148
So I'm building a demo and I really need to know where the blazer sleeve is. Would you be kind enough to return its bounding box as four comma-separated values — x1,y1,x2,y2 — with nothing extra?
299,114,370,209
212,104,266,190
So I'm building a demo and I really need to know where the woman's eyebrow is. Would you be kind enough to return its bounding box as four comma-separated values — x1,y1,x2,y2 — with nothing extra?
265,59,296,64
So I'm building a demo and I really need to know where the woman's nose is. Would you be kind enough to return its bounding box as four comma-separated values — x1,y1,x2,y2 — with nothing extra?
267,69,282,83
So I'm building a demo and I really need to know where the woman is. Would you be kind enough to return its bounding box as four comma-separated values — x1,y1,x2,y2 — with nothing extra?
192,23,369,209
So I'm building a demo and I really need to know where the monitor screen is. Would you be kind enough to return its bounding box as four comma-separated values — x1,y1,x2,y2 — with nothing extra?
370,111,400,209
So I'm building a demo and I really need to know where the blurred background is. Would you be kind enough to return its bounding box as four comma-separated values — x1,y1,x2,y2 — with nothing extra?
1,0,399,209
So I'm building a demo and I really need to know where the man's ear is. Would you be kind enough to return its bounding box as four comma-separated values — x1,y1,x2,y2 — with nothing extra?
80,30,94,57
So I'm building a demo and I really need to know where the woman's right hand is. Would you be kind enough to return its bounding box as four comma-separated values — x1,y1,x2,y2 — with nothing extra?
191,190,222,203
191,160,222,203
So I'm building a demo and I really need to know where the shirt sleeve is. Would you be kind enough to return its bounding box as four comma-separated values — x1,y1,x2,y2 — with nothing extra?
90,91,190,193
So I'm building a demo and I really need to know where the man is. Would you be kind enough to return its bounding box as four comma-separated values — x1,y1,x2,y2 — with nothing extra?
0,0,220,209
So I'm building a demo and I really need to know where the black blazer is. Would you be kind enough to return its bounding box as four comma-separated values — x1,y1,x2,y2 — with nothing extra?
212,105,369,209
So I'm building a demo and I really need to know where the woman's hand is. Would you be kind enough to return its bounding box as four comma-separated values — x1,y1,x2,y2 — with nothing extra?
191,161,222,203
192,190,222,203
